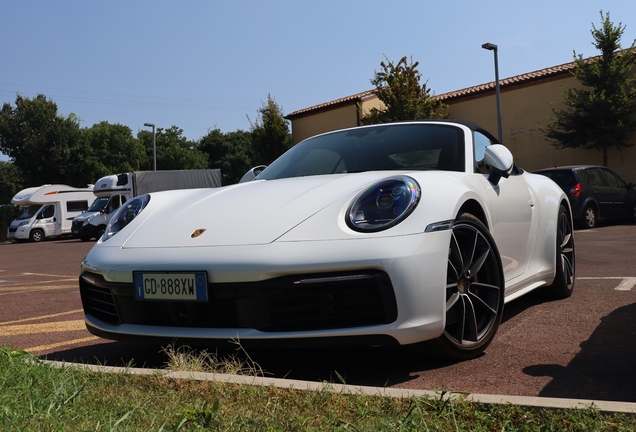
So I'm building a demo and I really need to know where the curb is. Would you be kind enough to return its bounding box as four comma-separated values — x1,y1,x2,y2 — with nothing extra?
41,360,636,415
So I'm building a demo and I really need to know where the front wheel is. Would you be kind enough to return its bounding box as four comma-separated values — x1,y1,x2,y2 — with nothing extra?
434,213,505,361
95,225,106,240
550,204,575,299
29,229,45,243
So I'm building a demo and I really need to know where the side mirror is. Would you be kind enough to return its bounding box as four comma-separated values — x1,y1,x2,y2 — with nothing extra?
239,165,267,183
484,144,514,186
627,182,635,190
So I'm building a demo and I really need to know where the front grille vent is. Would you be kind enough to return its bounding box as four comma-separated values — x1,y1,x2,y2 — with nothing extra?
78,270,397,332
79,273,120,325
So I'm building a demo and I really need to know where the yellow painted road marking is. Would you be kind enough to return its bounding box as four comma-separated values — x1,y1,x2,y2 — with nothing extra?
1,309,84,326
0,277,77,284
0,278,77,285
22,272,77,278
0,284,77,296
0,319,86,336
25,336,100,354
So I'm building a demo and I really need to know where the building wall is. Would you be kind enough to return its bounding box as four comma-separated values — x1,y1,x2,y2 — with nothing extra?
447,75,636,183
288,77,636,183
290,104,358,144
289,97,384,144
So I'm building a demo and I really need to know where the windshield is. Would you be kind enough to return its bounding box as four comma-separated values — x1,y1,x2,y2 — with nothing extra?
258,123,465,181
18,205,42,220
87,197,109,212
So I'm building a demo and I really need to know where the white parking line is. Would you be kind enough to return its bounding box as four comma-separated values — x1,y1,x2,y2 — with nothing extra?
577,277,636,291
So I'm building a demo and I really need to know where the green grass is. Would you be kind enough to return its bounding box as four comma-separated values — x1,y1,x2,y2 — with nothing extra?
0,347,634,431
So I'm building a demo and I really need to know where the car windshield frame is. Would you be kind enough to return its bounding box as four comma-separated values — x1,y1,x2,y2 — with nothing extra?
258,123,466,181
18,205,42,220
86,197,109,212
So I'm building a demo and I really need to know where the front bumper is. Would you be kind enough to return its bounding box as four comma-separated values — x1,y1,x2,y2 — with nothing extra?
73,220,97,239
8,226,29,240
80,231,450,346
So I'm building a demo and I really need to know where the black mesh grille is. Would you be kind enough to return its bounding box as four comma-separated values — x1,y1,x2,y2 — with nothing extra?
79,271,397,332
79,274,121,325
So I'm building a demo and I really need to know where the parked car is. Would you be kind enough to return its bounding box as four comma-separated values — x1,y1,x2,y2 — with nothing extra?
534,166,636,229
79,120,575,360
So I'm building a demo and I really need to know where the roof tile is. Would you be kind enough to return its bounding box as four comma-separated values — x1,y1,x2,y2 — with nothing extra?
286,59,578,118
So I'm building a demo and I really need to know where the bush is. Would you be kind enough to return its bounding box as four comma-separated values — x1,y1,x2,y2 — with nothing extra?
0,204,20,242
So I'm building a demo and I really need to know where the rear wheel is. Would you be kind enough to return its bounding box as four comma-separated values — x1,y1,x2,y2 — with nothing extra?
435,213,505,360
551,205,575,299
29,229,44,243
581,205,597,229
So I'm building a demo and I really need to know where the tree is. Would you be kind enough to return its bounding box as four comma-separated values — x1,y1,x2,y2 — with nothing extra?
249,95,293,165
82,121,145,178
0,161,23,203
137,126,208,171
199,128,253,185
361,55,447,124
0,94,89,186
542,11,636,166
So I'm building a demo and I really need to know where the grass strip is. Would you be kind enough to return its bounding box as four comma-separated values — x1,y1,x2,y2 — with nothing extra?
1,347,634,431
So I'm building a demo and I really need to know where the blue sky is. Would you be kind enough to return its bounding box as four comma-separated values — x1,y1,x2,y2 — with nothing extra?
2,1,636,162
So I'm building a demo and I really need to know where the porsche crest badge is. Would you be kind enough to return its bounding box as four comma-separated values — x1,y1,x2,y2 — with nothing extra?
191,229,206,238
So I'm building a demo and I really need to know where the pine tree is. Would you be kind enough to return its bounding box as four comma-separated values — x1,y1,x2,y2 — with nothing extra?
543,11,636,166
361,55,447,124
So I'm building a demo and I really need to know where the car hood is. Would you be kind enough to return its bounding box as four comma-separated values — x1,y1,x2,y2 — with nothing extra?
119,173,390,249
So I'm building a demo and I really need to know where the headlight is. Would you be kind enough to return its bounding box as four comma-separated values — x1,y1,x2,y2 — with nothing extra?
102,194,151,241
346,176,421,232
83,214,95,226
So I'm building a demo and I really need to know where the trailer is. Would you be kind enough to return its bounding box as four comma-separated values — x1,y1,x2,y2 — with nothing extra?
72,169,222,241
7,184,94,242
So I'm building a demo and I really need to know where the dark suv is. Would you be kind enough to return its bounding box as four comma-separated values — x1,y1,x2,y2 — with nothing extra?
534,165,636,229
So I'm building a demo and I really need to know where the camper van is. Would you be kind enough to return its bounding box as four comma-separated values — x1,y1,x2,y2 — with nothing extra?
7,184,93,242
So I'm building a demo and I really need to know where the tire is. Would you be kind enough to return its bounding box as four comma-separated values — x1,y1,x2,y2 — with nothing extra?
550,204,575,299
580,205,597,229
80,236,91,242
434,213,505,361
95,225,106,240
29,229,45,243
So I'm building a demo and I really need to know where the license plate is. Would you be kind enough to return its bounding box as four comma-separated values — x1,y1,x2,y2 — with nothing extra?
133,272,207,301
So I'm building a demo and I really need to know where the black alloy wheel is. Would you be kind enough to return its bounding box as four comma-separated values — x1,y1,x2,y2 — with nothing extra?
551,204,575,298
436,213,504,360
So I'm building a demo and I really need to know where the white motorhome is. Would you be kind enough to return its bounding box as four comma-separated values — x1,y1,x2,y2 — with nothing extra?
7,184,94,242
73,169,222,241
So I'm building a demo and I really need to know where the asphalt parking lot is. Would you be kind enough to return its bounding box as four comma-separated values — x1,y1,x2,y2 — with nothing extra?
1,222,635,403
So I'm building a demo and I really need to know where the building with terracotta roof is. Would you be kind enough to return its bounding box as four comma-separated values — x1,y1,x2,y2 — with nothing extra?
285,59,636,182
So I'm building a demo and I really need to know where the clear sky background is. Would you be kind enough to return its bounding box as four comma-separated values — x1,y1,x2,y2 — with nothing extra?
2,1,636,162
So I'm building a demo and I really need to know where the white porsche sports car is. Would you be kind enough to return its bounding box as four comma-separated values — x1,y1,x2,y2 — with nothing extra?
79,120,575,360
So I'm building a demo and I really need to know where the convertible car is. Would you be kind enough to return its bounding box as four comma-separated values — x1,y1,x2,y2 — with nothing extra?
79,120,575,360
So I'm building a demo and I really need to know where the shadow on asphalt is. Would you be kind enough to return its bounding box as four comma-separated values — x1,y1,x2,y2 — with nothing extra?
41,339,460,388
42,288,631,398
500,285,561,324
523,301,636,403
40,287,566,390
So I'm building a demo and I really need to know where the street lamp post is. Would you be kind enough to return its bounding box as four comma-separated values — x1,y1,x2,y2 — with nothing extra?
144,123,156,171
481,42,502,143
